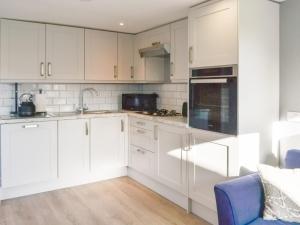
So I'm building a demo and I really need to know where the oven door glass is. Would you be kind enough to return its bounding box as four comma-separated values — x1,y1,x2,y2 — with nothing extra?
189,78,237,135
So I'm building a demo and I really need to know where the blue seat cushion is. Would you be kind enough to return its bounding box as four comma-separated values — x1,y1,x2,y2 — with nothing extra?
247,218,300,225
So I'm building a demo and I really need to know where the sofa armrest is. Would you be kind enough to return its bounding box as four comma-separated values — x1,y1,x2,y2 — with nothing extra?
286,149,300,169
214,173,264,225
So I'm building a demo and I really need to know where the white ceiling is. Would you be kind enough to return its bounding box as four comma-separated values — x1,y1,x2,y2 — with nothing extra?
0,0,205,33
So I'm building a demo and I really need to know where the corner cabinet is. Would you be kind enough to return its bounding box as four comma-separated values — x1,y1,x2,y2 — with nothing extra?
90,116,127,172
189,0,238,68
1,121,58,188
0,19,46,80
85,29,118,81
170,19,189,82
117,33,134,81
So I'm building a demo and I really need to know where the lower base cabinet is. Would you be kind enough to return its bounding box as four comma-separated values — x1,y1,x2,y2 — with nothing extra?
58,119,90,178
189,135,229,210
155,124,188,194
1,121,58,188
129,145,155,177
90,116,126,172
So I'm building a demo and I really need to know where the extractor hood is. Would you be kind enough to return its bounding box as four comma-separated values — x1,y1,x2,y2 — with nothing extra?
139,42,170,57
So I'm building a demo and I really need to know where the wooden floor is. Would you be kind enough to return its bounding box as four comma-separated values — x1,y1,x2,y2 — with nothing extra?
0,177,210,225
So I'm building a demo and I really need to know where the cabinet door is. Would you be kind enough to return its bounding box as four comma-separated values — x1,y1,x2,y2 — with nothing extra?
1,121,57,188
189,0,238,68
129,145,155,177
0,19,46,80
170,19,189,82
133,33,146,81
90,117,126,172
118,33,134,81
58,119,90,178
46,25,84,81
85,29,118,81
155,124,188,194
188,136,229,211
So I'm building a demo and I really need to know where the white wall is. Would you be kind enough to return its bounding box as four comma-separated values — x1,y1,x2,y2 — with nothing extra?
280,0,300,120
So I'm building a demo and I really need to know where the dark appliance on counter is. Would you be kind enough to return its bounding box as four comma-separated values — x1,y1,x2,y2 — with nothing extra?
18,93,36,117
122,93,158,112
189,66,238,135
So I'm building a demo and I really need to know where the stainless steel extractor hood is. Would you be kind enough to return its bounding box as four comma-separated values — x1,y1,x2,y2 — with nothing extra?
139,42,170,57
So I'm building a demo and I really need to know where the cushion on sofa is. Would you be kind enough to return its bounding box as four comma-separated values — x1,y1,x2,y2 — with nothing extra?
247,218,299,225
258,164,300,223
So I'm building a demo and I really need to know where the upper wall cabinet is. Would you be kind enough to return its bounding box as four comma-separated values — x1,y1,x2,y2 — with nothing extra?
85,29,118,81
0,19,85,81
170,19,189,82
117,33,134,81
189,0,238,68
133,25,170,82
0,20,46,80
46,25,84,81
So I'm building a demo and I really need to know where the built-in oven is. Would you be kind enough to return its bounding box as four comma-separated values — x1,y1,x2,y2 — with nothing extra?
189,66,238,135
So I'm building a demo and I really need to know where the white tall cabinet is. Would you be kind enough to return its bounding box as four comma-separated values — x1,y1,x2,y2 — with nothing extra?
189,0,238,68
90,116,126,172
58,119,90,178
1,121,58,188
170,19,189,82
46,25,84,81
0,19,46,80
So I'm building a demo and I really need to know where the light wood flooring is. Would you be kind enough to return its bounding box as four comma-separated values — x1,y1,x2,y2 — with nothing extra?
0,177,210,225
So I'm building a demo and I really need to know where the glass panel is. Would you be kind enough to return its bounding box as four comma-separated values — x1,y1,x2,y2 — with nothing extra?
189,78,237,135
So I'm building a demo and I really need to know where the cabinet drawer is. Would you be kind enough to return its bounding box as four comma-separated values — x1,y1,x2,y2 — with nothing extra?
130,126,155,152
129,145,155,177
130,117,154,131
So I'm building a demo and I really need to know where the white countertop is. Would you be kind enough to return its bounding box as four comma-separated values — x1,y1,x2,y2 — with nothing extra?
0,111,188,128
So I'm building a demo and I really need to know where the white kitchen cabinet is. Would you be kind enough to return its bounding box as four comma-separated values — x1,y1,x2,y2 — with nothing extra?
189,0,238,68
188,135,229,211
58,119,90,178
155,124,188,194
129,145,155,177
170,19,189,82
1,121,58,188
90,116,126,172
0,19,46,80
46,25,84,81
85,29,118,81
118,33,134,81
133,33,147,81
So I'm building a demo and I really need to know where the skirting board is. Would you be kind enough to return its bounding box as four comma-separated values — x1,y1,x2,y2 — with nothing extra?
0,167,127,200
128,168,217,225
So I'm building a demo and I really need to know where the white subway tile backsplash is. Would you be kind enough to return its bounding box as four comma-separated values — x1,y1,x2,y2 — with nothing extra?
0,82,187,115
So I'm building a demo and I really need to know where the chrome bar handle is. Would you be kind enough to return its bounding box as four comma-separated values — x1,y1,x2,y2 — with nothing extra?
189,47,193,64
114,65,118,79
85,122,89,136
130,66,134,79
47,62,52,77
170,62,174,77
121,120,124,132
40,62,45,77
23,124,39,129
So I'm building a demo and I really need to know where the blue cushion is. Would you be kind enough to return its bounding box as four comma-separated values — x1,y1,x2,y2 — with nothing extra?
286,149,300,169
247,218,300,225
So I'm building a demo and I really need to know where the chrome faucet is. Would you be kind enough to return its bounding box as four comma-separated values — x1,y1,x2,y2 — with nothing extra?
77,88,98,114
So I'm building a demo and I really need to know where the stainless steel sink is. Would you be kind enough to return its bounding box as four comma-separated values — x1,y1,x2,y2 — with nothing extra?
82,110,112,115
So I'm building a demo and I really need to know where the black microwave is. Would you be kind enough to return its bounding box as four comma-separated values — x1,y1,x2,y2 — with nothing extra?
122,94,158,112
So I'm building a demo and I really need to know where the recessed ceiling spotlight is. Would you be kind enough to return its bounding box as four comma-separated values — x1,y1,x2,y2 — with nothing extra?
119,22,125,26
80,0,93,2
